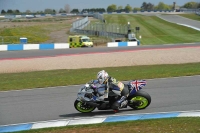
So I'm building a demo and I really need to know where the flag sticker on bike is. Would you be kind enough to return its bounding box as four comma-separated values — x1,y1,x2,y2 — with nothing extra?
130,80,147,91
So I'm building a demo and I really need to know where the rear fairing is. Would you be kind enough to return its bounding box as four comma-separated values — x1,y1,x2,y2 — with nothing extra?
128,80,147,96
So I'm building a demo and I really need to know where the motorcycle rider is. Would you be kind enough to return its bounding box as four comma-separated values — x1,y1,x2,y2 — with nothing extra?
96,70,129,110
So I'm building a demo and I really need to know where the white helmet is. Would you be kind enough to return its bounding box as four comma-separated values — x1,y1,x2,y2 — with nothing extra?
97,70,109,84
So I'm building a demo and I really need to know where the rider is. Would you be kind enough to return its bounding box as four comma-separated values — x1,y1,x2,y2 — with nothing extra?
96,70,129,110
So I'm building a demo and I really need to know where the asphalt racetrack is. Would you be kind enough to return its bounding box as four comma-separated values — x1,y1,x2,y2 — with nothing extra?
0,13,200,126
158,14,200,30
0,76,200,125
0,43,200,60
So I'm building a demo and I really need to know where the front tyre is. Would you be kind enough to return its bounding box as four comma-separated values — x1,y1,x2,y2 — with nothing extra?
74,100,96,113
128,90,151,110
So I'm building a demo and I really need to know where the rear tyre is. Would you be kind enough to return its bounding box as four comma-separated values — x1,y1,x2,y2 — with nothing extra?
74,100,96,113
128,90,151,110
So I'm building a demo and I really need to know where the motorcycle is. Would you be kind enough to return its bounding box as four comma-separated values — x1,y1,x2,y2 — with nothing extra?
74,80,151,113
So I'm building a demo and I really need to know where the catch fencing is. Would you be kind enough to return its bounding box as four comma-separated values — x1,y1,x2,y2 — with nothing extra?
72,16,90,30
70,13,128,39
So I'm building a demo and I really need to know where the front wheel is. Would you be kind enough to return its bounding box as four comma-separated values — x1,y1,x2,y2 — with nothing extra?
74,100,96,113
128,90,151,110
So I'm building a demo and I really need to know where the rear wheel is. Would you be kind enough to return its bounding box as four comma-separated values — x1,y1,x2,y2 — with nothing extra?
74,100,96,113
128,90,151,110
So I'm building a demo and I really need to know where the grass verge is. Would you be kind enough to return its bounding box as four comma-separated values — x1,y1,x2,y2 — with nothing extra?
178,13,200,21
104,14,200,45
0,23,71,44
14,117,200,133
0,62,200,91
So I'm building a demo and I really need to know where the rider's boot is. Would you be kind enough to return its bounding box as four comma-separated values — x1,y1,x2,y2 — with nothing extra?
113,109,119,113
118,96,128,108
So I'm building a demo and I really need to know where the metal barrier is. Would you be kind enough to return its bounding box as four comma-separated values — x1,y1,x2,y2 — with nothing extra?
70,14,128,39
93,13,104,22
74,29,126,38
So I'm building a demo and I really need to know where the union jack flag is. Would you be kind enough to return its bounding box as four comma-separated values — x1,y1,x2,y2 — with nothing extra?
130,80,147,92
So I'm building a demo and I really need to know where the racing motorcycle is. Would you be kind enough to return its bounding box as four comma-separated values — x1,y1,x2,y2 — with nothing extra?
74,80,151,113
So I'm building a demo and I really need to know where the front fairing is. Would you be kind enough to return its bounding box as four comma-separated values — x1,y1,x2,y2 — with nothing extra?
77,84,94,102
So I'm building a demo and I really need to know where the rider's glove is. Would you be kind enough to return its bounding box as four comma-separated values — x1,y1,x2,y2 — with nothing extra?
90,84,96,89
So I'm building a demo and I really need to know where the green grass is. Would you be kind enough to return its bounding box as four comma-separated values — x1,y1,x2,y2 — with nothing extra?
0,26,49,43
0,23,71,44
1,14,200,45
178,13,200,21
14,117,200,133
104,14,200,45
0,63,200,91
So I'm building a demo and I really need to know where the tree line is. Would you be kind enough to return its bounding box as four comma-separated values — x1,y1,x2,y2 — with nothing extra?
1,1,200,14
0,8,106,14
107,2,200,12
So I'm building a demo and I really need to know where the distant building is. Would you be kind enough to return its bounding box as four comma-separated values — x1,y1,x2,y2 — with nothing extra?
173,2,176,10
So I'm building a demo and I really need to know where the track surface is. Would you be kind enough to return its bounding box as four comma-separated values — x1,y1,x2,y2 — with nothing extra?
0,14,200,126
0,76,200,125
158,14,200,29
0,43,200,60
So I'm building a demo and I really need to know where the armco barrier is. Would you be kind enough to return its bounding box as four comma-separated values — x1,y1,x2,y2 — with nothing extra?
0,43,69,51
0,110,200,133
107,42,138,47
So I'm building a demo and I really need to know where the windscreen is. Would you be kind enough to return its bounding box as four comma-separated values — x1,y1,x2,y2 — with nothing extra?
81,38,90,42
